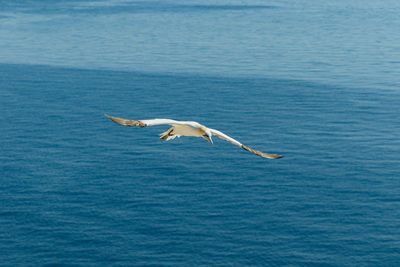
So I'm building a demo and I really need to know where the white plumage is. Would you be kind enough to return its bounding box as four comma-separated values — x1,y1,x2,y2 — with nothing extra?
105,114,282,159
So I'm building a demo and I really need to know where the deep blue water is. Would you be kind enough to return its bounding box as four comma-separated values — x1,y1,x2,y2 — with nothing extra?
1,1,400,266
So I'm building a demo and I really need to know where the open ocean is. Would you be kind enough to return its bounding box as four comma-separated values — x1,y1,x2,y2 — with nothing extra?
1,0,400,266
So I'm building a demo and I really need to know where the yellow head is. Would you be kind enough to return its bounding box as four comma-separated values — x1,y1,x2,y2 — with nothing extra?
200,126,213,145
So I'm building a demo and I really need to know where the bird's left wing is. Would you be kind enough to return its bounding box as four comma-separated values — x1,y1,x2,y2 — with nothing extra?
210,128,283,159
105,114,183,127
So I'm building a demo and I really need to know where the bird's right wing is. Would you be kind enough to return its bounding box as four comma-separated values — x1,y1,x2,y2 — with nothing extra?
209,128,242,146
105,114,185,127
210,128,283,159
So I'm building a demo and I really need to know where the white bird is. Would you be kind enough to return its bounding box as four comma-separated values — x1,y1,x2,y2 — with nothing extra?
105,114,283,159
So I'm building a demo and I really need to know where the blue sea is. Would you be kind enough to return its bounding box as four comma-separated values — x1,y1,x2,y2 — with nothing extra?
1,0,400,266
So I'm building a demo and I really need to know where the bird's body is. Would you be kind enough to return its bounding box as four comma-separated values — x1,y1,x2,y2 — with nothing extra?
160,124,203,139
105,114,282,159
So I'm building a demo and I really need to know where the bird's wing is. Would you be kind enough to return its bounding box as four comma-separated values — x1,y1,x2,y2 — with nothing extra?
209,128,283,159
105,114,189,127
209,128,242,146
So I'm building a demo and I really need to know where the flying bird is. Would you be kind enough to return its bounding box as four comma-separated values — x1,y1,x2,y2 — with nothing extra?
105,114,282,159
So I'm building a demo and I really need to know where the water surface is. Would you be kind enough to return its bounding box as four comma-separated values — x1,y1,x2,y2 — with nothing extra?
1,0,400,266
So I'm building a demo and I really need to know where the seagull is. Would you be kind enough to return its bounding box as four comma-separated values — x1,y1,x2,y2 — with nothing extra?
105,114,283,159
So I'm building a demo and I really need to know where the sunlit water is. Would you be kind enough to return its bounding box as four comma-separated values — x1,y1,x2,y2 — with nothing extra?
1,1,400,266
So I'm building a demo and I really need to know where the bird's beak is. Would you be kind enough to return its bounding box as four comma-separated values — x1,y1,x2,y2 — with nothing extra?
203,134,213,145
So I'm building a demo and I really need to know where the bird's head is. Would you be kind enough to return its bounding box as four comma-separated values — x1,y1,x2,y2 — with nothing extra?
201,127,213,145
